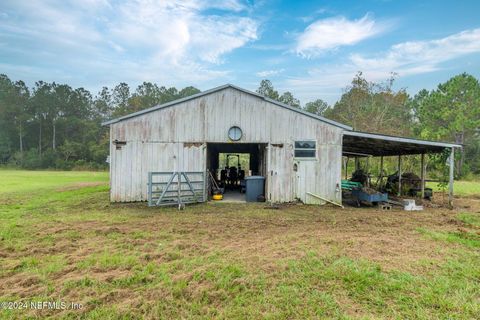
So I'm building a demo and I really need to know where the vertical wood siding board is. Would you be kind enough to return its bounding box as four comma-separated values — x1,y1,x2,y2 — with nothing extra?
117,123,123,202
133,134,138,200
287,147,293,201
110,125,116,201
137,142,143,201
216,92,221,141
177,143,182,188
132,141,137,201
239,93,246,140
148,142,153,199
207,94,213,141
126,139,132,201
129,140,134,201
116,125,122,201
142,141,146,201
201,98,206,141
212,93,218,141
119,128,126,202
109,125,114,201
214,92,220,141
113,124,119,200
127,141,133,201
257,99,263,142
203,98,208,141
246,95,252,141
217,92,222,141
251,95,256,141
227,91,233,141
139,142,144,201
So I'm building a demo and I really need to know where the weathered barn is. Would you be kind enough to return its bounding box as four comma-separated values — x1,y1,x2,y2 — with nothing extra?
103,84,461,205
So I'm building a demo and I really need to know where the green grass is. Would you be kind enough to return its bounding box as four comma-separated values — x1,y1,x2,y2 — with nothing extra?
0,169,108,195
427,180,480,197
457,212,480,227
0,170,479,319
417,227,480,248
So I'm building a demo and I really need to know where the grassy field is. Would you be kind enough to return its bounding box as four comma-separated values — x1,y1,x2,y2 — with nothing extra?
0,170,479,319
427,180,480,197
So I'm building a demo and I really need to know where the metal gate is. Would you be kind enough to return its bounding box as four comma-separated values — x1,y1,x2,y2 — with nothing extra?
147,171,206,207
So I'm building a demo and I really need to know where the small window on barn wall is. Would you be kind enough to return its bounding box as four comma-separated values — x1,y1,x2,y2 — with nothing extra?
294,141,316,158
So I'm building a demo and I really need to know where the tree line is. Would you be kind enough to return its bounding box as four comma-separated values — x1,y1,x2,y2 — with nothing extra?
257,73,480,177
1,73,479,176
0,75,200,169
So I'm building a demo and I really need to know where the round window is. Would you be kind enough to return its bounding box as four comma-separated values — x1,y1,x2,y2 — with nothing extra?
228,126,242,141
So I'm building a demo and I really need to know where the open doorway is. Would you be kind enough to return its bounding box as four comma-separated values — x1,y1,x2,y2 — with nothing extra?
206,143,267,202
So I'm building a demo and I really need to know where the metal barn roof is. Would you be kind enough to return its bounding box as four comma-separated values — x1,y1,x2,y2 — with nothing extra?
102,83,460,155
343,131,461,157
102,84,352,130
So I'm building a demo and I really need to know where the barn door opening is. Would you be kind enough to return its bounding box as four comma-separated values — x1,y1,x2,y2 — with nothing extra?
206,143,267,202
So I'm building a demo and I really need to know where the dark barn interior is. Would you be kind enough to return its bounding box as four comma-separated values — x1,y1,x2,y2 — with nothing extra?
206,143,267,202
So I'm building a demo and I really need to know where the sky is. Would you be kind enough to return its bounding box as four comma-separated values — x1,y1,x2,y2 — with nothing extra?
1,0,480,105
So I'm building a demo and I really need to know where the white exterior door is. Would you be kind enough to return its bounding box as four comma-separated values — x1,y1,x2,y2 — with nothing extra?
267,143,294,203
295,160,308,202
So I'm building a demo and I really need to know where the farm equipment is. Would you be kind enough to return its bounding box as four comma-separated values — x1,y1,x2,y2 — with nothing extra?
350,169,369,186
341,180,362,191
351,187,388,207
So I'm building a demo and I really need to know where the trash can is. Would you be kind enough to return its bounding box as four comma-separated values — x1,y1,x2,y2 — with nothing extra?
245,176,265,202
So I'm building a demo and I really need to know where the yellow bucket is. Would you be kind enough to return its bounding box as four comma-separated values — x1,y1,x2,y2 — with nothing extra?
212,194,223,201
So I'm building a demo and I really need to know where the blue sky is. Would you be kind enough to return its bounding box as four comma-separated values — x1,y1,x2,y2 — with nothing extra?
1,0,480,104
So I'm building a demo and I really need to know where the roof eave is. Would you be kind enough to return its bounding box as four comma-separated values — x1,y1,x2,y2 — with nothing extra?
343,130,462,149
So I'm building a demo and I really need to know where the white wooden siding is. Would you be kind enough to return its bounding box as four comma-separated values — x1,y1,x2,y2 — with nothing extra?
109,87,343,203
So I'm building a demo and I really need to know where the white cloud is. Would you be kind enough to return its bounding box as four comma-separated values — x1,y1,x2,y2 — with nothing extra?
295,14,387,57
256,69,285,77
287,28,480,103
0,0,258,87
350,28,480,76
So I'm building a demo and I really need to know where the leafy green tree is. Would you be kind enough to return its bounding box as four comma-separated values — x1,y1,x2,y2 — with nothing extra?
324,72,412,136
305,99,329,116
256,80,301,107
178,86,201,98
129,82,162,112
279,91,300,108
94,87,113,121
256,79,280,100
30,81,53,157
112,82,131,117
414,73,480,175
0,75,30,163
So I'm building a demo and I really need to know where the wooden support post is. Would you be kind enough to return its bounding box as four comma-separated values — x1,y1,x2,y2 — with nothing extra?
449,147,455,207
355,157,360,171
420,153,425,199
379,156,384,189
380,156,384,175
397,155,402,196
344,157,349,180
366,156,370,187
267,143,272,202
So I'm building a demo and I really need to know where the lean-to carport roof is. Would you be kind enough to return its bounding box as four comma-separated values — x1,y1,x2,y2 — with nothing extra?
343,131,462,157
101,84,352,130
